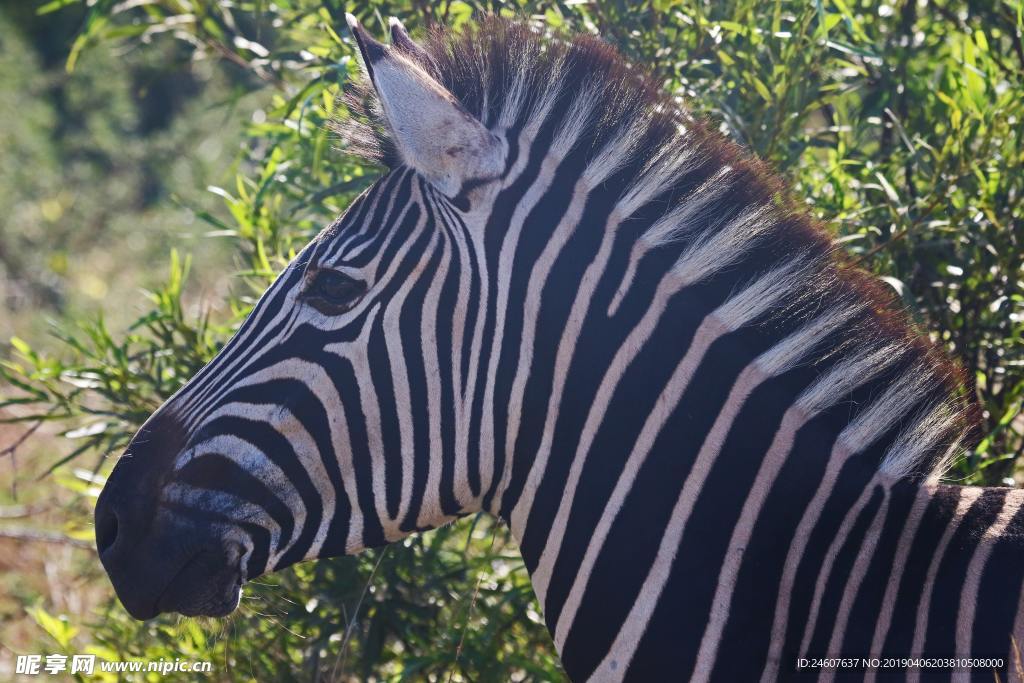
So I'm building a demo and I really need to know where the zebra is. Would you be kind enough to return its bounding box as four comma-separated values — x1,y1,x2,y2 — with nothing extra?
93,15,1024,682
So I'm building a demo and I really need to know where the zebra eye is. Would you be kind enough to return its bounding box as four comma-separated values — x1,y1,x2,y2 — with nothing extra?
304,269,366,315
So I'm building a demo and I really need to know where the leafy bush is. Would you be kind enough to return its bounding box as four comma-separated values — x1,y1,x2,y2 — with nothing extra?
2,0,1021,680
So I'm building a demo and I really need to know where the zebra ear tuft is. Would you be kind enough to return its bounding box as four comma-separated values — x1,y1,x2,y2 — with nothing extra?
345,14,388,66
387,17,432,65
346,14,504,198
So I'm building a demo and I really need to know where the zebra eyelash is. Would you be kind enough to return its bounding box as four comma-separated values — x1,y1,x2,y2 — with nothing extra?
301,268,368,316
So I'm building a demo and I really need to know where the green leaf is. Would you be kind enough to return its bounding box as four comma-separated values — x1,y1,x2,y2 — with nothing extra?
28,605,78,650
36,0,79,15
752,77,772,102
10,336,33,357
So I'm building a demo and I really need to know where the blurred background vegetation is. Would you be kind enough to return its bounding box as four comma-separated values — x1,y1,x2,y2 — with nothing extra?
0,0,1021,680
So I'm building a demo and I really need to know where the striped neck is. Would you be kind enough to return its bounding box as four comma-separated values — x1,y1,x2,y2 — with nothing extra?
499,376,1024,681
447,42,990,672
484,279,896,675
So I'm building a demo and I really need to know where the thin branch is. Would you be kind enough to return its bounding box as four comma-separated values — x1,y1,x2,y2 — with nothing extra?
1,417,45,501
446,525,500,682
0,503,50,519
851,192,944,267
446,571,486,683
331,548,388,682
0,526,95,550
203,37,286,90
0,418,44,460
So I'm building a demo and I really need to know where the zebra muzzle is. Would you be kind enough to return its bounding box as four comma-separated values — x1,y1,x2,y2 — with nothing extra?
95,409,243,619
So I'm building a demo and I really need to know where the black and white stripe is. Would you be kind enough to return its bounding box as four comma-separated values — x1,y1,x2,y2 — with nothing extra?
96,16,1024,681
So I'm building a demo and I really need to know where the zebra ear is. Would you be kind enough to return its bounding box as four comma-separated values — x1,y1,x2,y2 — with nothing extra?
345,14,505,198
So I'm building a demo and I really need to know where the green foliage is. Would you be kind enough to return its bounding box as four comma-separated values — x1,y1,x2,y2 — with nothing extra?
0,5,244,347
1,0,1022,680
56,519,554,681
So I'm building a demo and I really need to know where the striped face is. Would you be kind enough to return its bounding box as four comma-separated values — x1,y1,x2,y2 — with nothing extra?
94,19,507,620
182,166,494,561
95,173,501,619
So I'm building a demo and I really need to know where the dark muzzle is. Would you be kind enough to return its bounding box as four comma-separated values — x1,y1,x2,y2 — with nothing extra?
94,410,242,619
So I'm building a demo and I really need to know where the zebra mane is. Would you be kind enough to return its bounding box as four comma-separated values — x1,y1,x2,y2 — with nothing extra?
333,16,979,482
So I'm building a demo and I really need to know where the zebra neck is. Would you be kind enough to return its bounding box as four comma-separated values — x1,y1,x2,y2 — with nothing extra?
511,452,1024,681
497,345,1024,680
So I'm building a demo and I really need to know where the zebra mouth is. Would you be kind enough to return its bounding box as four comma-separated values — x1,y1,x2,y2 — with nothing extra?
154,542,244,618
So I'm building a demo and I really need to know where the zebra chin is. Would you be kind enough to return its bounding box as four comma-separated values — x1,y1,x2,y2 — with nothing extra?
108,532,245,621
94,410,246,620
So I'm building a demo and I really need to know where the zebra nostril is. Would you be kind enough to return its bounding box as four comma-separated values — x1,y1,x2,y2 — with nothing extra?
95,502,119,556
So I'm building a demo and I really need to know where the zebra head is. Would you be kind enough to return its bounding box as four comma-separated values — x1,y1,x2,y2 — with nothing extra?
95,17,510,620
